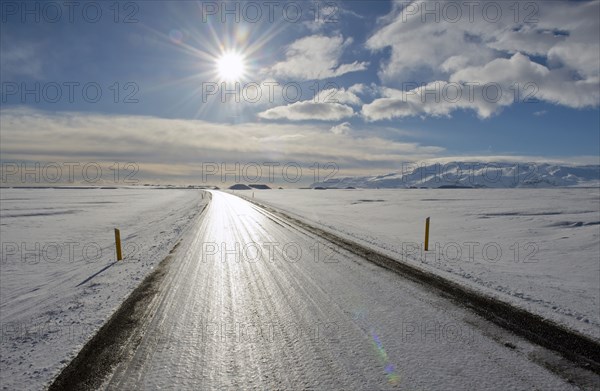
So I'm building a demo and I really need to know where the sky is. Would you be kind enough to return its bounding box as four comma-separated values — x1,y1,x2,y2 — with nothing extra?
1,0,599,186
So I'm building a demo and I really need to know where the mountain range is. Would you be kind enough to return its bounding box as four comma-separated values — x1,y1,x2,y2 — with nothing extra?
310,162,600,189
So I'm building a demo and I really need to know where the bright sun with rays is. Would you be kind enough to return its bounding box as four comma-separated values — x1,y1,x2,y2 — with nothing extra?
216,52,246,82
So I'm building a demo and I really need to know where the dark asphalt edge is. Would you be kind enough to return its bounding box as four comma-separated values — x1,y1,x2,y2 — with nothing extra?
240,194,600,376
46,193,212,391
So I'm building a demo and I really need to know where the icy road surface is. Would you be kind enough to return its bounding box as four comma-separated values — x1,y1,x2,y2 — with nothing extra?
250,188,600,340
105,191,582,390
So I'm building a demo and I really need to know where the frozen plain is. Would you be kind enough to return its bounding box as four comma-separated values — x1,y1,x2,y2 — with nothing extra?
249,188,600,340
1,187,598,390
0,187,208,390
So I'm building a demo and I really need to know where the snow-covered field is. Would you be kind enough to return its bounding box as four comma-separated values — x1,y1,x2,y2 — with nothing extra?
2,187,598,389
248,188,600,340
0,188,208,390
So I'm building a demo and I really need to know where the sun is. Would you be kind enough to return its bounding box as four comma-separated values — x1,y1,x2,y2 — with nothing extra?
216,52,246,82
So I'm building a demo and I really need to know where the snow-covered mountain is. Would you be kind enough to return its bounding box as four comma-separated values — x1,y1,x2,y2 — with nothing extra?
311,162,600,189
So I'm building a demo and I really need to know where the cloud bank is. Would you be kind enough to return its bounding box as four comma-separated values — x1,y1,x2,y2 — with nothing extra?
0,108,443,183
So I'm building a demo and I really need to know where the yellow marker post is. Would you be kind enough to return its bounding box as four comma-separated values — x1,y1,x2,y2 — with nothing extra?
424,217,430,251
114,228,123,261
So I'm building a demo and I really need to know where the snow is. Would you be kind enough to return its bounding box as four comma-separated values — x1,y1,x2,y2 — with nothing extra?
2,187,597,389
311,162,600,188
248,188,600,340
0,188,208,390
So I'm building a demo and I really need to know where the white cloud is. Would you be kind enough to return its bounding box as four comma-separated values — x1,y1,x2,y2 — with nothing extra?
302,4,364,32
315,87,362,106
366,1,496,82
257,100,355,121
450,53,600,109
266,35,369,80
363,52,600,121
256,85,365,121
348,83,368,95
0,41,45,79
330,122,352,135
363,1,600,120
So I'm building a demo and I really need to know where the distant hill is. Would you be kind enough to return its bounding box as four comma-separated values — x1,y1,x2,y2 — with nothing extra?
249,184,271,189
229,184,252,190
310,162,600,189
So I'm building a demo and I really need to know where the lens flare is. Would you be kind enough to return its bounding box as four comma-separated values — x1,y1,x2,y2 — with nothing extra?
169,29,183,44
371,330,401,385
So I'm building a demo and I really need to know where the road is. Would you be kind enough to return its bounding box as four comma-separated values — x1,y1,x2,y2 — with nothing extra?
104,191,580,390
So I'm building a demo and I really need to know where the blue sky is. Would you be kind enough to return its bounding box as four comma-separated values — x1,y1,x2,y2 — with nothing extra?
1,1,599,184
